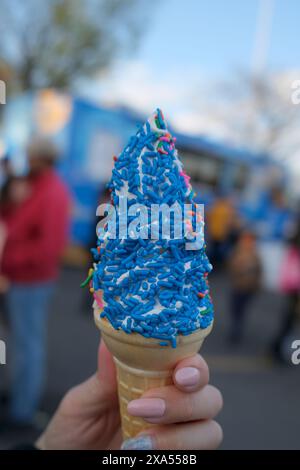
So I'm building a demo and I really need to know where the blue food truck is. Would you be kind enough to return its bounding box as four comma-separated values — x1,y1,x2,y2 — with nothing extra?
0,90,289,249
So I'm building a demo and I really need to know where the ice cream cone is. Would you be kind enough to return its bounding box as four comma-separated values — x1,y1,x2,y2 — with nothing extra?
87,110,215,439
94,303,213,439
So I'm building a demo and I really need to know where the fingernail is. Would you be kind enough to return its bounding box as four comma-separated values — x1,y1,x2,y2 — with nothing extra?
175,367,200,387
127,398,166,418
121,435,154,450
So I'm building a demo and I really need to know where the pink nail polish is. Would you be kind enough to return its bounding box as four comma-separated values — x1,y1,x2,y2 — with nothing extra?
127,398,166,418
175,367,200,387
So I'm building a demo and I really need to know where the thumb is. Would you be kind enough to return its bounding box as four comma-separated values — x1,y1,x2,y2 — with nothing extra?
60,341,118,414
98,340,118,394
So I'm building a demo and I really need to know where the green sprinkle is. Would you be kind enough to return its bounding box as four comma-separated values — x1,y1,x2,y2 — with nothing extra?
80,271,94,288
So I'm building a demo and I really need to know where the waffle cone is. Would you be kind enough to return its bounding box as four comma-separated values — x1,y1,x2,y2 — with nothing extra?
94,304,212,439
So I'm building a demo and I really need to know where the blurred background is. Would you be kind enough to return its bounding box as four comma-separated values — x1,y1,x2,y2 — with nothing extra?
0,0,300,450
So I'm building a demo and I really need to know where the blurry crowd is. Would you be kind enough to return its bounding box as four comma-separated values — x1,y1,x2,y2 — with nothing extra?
0,139,71,431
0,139,300,436
206,191,300,359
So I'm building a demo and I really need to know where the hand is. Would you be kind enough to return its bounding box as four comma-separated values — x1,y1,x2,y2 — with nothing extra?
36,342,223,450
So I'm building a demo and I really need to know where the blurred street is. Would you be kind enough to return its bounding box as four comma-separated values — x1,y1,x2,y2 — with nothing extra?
1,267,299,450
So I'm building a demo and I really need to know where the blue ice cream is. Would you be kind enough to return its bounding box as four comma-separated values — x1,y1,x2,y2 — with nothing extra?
89,109,214,347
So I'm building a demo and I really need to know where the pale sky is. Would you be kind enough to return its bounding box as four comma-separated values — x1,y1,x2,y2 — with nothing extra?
80,0,300,177
84,0,299,124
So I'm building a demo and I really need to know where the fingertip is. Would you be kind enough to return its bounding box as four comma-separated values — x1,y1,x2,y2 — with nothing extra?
98,338,113,366
210,420,224,449
174,367,201,389
173,354,209,392
207,385,224,416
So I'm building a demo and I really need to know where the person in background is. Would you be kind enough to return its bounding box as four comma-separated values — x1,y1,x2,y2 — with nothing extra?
272,219,300,362
207,192,240,268
0,223,8,295
0,175,31,215
0,154,14,202
0,176,31,318
227,231,262,344
0,137,71,429
268,188,293,240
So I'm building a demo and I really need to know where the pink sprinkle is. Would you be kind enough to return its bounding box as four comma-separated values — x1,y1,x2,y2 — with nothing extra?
180,170,191,188
94,292,104,309
158,147,168,155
